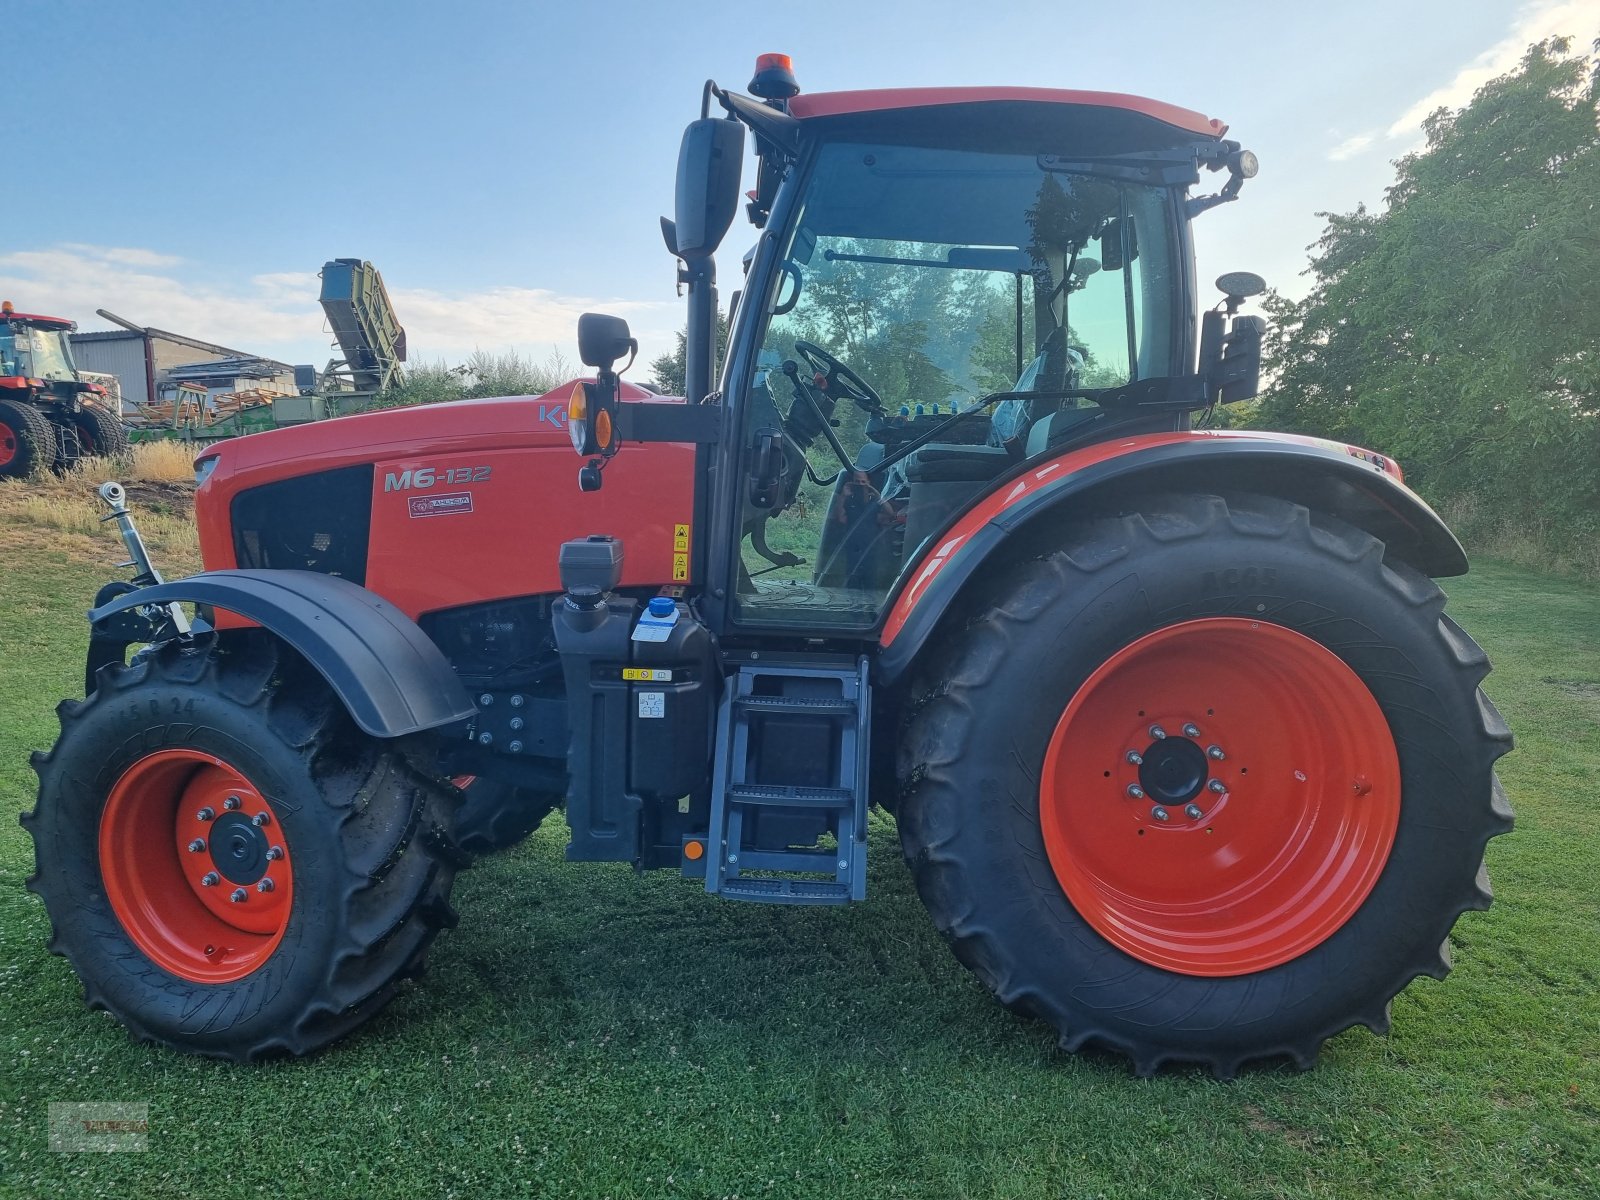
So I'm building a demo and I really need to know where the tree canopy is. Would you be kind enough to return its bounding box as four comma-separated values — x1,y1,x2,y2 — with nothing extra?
1255,37,1600,564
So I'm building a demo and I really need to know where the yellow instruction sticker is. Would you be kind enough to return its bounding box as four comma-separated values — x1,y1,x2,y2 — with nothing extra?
672,553,689,581
673,522,690,553
622,668,673,682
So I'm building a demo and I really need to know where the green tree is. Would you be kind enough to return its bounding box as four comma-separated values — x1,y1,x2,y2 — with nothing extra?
1256,36,1600,566
647,309,730,395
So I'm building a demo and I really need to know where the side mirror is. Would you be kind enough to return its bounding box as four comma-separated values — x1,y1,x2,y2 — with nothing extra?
1099,218,1137,272
673,118,745,261
1214,315,1265,404
577,312,636,372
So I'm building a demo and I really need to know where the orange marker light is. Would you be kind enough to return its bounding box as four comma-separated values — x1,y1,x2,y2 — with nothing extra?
594,407,613,450
1,301,13,314
684,840,705,861
755,52,792,73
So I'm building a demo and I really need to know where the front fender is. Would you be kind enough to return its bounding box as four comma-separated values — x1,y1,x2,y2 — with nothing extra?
876,431,1466,686
88,569,476,738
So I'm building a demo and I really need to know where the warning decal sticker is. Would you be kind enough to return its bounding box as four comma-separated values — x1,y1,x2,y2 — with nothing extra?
672,522,690,581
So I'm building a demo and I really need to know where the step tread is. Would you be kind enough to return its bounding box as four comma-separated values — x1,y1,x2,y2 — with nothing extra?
726,783,853,808
736,694,857,714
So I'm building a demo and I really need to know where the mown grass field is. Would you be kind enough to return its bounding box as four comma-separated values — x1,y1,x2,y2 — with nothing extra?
0,478,1596,1199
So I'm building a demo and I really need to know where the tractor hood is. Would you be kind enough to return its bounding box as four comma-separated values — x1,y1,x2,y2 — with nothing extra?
196,379,664,480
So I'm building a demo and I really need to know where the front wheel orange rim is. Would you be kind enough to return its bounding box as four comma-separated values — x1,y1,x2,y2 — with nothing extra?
1040,618,1400,977
99,750,295,983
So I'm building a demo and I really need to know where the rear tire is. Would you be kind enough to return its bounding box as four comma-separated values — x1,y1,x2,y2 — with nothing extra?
23,635,462,1061
897,493,1513,1077
70,401,131,461
451,776,559,856
0,398,57,478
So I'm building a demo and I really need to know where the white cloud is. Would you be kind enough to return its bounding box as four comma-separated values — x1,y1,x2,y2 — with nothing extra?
1385,0,1600,140
0,244,678,370
1328,132,1376,161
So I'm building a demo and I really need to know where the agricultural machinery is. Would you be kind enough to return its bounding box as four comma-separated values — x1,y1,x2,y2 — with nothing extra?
24,56,1511,1077
0,301,129,477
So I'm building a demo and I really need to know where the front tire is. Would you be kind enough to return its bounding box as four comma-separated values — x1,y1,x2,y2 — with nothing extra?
451,776,559,856
23,636,462,1061
897,493,1513,1077
70,400,131,461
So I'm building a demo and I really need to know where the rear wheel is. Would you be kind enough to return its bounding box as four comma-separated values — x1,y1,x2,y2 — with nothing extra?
897,493,1513,1077
24,636,462,1060
0,398,57,478
70,401,131,461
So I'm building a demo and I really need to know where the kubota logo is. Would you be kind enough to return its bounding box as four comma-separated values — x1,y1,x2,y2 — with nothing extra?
536,404,567,428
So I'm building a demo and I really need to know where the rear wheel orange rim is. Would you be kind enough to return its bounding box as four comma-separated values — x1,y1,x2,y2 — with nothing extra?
0,418,17,467
1040,618,1400,976
99,750,295,983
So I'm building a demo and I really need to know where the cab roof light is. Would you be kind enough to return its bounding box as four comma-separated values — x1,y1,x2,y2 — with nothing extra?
749,53,800,102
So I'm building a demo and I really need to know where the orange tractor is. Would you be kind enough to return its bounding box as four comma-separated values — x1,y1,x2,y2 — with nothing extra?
0,301,128,477
24,56,1511,1076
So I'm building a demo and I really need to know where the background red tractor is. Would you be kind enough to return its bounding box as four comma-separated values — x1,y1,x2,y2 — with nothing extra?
24,55,1511,1077
0,300,129,476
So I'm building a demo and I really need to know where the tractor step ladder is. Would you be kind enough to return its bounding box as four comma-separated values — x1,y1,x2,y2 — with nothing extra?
706,658,870,905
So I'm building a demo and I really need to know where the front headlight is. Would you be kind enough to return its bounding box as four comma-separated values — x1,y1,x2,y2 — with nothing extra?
567,382,590,454
566,381,615,456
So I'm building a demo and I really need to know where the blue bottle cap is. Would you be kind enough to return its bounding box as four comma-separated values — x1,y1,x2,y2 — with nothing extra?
647,596,676,617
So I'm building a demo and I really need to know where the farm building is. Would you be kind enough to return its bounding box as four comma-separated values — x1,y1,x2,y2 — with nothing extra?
69,314,294,413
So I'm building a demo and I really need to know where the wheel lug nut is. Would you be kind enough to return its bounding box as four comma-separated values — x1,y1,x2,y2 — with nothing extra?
1208,745,1226,760
1209,779,1227,794
196,807,215,822
1185,804,1204,819
1149,725,1167,740
1125,750,1144,766
201,872,220,887
187,838,206,853
1127,784,1146,800
257,877,275,893
1182,723,1201,738
229,888,248,903
224,795,241,811
1151,806,1170,822
251,811,271,827
266,846,284,861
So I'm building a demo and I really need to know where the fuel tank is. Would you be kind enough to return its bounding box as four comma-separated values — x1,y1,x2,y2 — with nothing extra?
192,381,698,621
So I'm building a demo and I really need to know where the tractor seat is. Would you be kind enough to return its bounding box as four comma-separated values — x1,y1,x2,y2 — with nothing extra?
900,442,1014,483
1024,406,1103,456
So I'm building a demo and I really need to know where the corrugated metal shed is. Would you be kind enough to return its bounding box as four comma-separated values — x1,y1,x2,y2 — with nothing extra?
70,331,151,406
71,325,294,409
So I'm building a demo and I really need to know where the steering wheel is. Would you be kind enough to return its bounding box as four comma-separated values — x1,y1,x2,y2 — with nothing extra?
793,341,884,414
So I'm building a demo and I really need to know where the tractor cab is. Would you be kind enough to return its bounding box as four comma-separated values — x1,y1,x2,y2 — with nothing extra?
0,304,82,384
569,65,1263,638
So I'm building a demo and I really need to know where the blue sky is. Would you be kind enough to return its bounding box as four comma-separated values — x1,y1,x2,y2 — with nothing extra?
4,0,1592,372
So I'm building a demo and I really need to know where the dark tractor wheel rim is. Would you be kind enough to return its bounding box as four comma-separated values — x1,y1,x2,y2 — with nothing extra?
1040,618,1401,977
99,750,295,983
0,418,16,467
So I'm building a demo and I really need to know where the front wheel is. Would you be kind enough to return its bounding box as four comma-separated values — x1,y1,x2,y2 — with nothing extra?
897,493,1513,1077
70,401,131,461
23,636,462,1061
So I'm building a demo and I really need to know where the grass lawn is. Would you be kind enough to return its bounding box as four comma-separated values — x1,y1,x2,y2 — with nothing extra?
0,501,1596,1198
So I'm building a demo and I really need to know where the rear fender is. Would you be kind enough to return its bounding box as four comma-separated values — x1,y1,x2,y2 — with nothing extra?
87,569,476,738
876,431,1466,686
